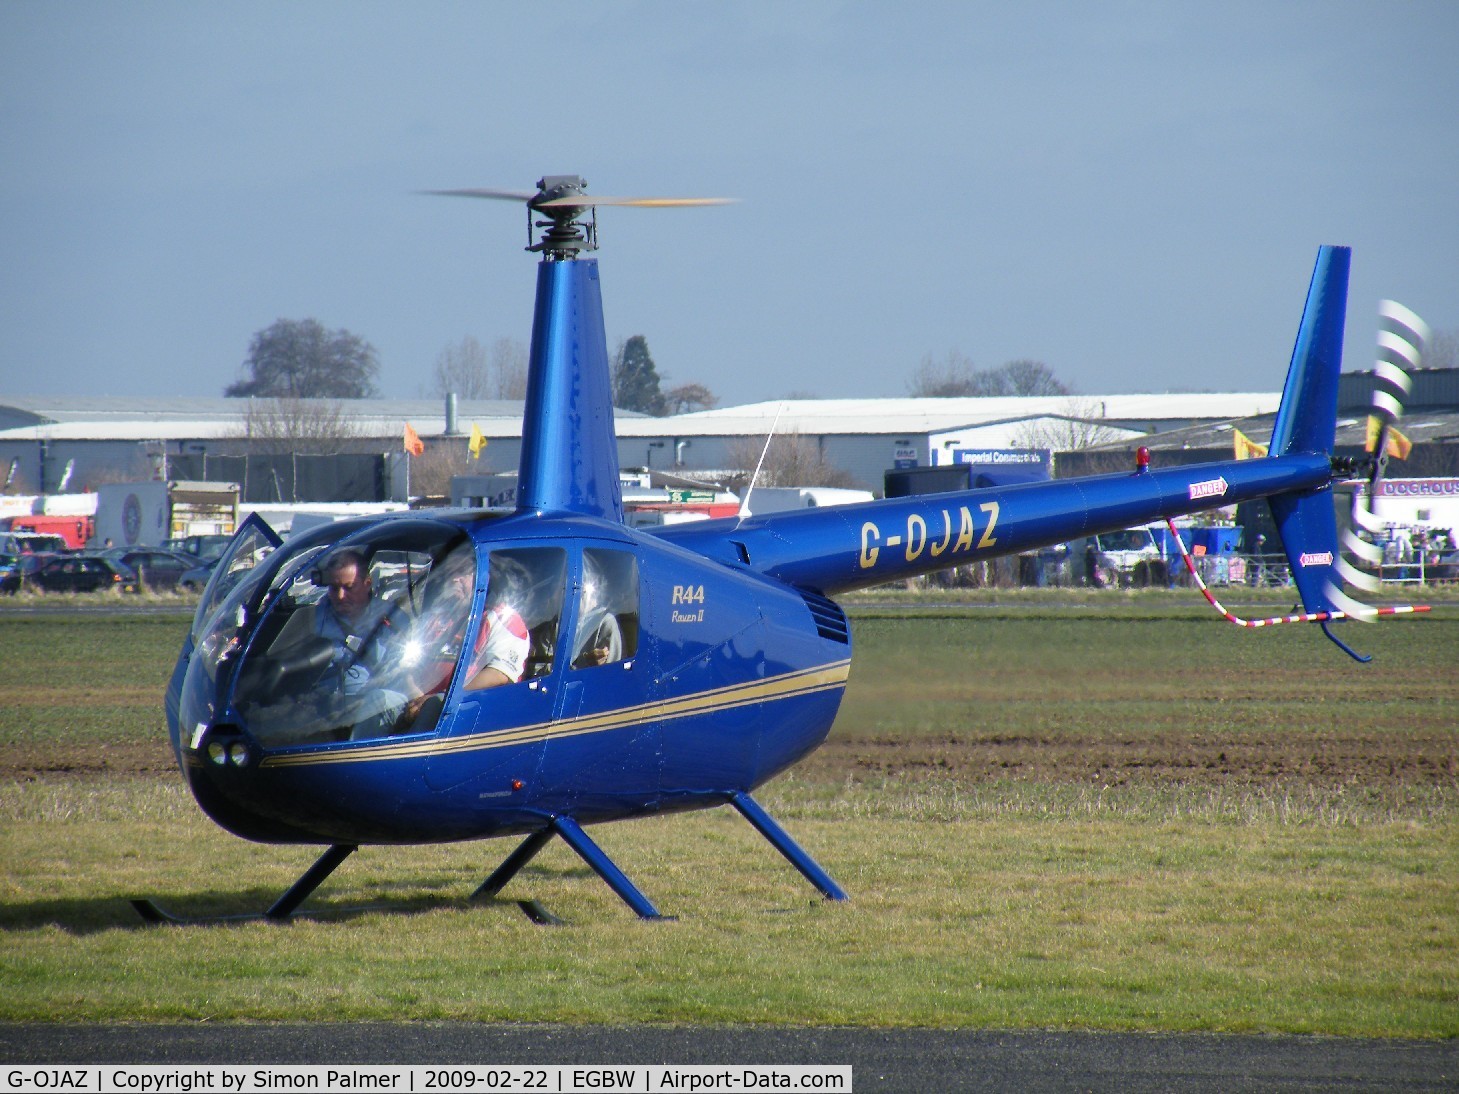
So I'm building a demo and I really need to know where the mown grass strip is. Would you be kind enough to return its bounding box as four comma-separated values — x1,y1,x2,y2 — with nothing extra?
0,606,1454,1034
1,784,1454,1035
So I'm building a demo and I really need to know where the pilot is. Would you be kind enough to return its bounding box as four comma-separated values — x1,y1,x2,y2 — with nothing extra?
315,549,408,739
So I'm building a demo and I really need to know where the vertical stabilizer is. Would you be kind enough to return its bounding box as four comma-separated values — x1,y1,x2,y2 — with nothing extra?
1266,246,1349,626
516,259,624,521
1268,245,1349,457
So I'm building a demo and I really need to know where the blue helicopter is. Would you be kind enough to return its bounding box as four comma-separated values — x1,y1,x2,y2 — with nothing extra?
138,176,1416,924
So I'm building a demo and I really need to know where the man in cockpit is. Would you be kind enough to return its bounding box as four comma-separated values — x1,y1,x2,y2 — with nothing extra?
317,551,398,668
315,549,408,739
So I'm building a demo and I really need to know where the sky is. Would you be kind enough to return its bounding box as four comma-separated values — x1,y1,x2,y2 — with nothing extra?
2,1,1457,407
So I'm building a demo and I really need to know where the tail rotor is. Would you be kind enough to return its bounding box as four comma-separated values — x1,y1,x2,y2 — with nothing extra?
1333,300,1430,614
1169,291,1432,660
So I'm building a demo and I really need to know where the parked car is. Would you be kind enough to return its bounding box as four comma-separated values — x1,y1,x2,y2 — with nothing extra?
24,553,139,594
0,532,68,556
178,555,221,592
0,552,19,595
163,534,234,561
15,551,60,584
105,548,200,591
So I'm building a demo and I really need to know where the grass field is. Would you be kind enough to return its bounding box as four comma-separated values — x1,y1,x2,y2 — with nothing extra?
1,594,1455,1035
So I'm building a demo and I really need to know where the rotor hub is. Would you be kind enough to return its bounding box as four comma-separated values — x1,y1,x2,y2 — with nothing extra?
422,176,733,260
528,175,597,259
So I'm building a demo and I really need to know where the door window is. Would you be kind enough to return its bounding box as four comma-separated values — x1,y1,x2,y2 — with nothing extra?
570,548,639,669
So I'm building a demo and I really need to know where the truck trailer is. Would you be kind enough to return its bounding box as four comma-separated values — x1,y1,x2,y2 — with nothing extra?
92,480,239,549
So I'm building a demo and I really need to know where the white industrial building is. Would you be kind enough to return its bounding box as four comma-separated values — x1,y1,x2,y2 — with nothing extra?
0,390,1284,500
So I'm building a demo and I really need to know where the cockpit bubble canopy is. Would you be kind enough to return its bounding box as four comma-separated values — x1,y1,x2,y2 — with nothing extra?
183,518,484,750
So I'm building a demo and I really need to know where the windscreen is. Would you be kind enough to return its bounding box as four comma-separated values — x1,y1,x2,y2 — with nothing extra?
220,522,477,748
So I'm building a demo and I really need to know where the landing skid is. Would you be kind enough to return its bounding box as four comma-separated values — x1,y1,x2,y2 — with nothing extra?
131,844,358,926
132,795,846,925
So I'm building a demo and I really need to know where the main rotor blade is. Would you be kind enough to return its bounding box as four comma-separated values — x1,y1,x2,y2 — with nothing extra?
536,195,737,208
419,188,538,202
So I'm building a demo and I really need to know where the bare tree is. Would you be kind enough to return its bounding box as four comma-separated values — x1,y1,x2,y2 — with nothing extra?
213,398,374,503
908,353,1070,398
407,437,485,500
908,350,988,396
726,430,858,490
1000,359,1069,396
490,337,529,400
431,336,492,399
224,398,369,456
1011,398,1130,452
226,319,379,398
429,336,529,400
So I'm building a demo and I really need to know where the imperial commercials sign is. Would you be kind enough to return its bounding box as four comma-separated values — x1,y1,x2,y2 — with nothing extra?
950,448,1051,487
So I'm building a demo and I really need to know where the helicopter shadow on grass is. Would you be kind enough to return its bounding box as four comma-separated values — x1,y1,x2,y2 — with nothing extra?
0,860,605,933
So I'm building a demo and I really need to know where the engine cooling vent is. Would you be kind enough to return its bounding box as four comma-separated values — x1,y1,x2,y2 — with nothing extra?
798,589,850,644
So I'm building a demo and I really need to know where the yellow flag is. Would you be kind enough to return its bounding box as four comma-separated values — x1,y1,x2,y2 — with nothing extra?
468,422,486,459
1232,428,1268,460
1387,425,1412,460
403,422,424,456
1366,416,1412,459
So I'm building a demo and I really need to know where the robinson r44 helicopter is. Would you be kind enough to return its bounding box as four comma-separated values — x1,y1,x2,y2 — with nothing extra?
140,176,1427,924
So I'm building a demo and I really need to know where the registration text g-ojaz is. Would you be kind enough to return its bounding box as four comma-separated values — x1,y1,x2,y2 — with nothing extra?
7,1073,92,1091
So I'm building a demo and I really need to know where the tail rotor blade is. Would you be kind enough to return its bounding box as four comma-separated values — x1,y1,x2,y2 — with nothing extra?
1335,556,1383,593
1340,527,1383,565
1352,299,1427,558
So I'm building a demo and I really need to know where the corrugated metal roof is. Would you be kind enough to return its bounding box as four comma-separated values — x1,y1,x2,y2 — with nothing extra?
0,397,642,442
0,396,532,425
0,392,1275,443
1083,410,1459,453
928,417,1147,448
656,393,1281,436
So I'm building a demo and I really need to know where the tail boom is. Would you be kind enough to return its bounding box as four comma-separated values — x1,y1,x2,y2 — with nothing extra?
657,451,1334,596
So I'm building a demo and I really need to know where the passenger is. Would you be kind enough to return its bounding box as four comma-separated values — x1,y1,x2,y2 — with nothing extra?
408,547,476,686
398,547,477,730
398,551,533,732
572,553,623,668
465,555,531,689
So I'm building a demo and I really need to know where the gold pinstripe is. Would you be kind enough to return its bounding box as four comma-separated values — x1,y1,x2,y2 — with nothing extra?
259,659,852,769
